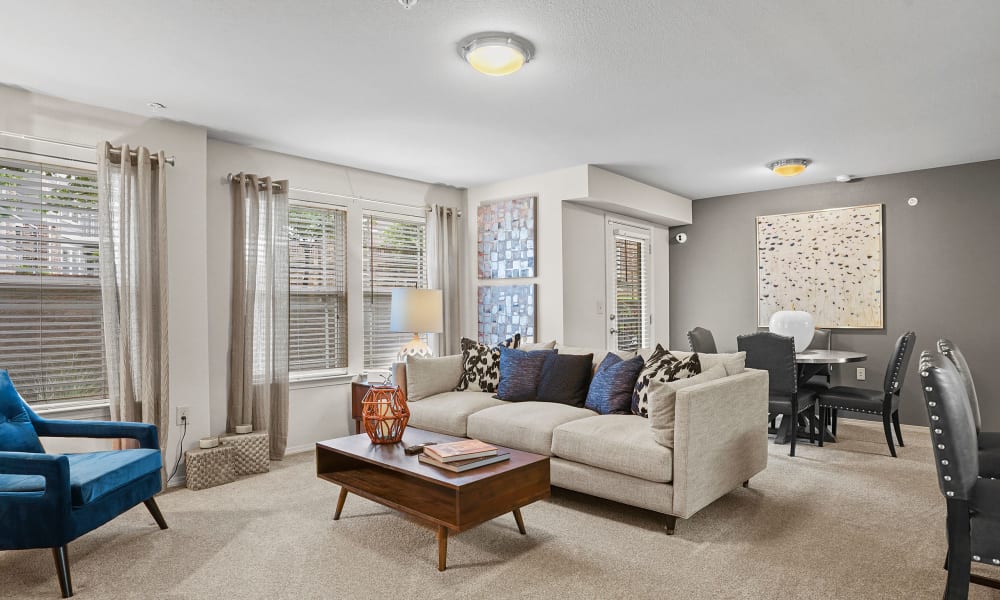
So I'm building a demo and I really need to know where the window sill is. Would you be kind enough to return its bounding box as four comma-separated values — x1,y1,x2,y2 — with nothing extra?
289,371,356,389
33,399,111,421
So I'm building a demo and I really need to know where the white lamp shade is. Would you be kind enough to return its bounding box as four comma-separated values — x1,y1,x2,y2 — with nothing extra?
389,288,443,334
768,310,815,352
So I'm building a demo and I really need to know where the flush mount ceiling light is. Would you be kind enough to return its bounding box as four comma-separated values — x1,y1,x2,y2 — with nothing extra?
766,158,811,177
458,32,535,76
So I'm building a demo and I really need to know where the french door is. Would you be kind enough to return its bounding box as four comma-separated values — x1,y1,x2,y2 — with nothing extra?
605,220,653,352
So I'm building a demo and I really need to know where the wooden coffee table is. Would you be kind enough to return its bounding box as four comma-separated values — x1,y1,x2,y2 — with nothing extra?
315,428,550,571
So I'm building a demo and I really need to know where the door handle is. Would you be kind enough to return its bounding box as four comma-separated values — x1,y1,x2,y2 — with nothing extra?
609,328,617,335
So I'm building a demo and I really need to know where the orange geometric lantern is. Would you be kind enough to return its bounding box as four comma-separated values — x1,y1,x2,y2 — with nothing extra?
361,385,410,444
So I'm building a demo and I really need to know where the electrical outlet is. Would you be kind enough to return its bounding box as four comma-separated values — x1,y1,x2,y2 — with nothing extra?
856,368,866,381
176,406,191,426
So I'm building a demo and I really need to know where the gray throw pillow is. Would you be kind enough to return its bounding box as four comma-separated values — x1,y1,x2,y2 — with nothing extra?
648,365,727,448
405,354,464,401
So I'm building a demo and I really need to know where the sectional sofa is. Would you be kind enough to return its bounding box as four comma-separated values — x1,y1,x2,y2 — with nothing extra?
391,344,769,534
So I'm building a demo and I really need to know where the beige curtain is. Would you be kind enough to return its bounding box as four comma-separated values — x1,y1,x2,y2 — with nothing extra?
228,173,289,459
427,205,460,356
96,142,170,457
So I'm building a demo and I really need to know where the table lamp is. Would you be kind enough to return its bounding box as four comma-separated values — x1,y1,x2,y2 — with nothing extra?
390,288,444,362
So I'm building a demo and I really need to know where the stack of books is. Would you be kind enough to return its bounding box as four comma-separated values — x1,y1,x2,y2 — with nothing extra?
418,439,510,473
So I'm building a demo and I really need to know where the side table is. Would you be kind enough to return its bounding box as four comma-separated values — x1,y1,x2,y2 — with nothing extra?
351,382,369,435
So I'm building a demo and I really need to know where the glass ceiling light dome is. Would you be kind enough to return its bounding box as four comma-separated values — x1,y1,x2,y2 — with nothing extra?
459,32,535,76
766,158,811,177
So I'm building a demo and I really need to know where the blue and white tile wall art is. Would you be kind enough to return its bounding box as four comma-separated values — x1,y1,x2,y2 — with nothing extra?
756,204,883,329
478,284,536,345
477,195,536,279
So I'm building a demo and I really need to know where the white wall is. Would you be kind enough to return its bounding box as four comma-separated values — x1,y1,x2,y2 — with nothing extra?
465,165,687,347
205,140,464,452
1,86,213,475
2,85,462,472
561,203,671,349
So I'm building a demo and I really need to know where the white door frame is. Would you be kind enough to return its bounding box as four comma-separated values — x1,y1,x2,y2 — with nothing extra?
605,217,654,351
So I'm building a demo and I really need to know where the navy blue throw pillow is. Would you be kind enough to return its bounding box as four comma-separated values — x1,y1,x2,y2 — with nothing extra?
496,347,557,402
585,354,645,415
536,353,593,407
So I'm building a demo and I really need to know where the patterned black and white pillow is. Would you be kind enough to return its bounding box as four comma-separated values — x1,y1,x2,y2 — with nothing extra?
632,345,701,417
454,334,521,393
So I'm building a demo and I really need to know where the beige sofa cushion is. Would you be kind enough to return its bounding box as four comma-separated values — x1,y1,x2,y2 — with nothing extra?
639,348,746,376
552,415,673,483
466,402,596,455
520,340,556,351
648,365,727,448
407,392,506,437
403,354,463,402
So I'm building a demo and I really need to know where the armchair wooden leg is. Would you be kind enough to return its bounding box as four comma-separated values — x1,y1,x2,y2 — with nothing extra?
664,515,677,535
742,480,750,488
144,498,169,530
52,545,72,598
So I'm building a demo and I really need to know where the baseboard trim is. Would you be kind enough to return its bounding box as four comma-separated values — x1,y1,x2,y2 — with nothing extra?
284,443,315,456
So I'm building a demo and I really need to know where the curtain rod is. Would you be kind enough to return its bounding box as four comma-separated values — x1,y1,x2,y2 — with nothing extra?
0,131,176,166
225,173,462,217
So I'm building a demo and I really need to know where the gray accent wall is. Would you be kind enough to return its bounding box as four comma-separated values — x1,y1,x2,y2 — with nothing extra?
669,159,1000,429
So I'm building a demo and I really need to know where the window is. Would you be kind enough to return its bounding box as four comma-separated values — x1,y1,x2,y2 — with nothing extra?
288,203,348,375
362,213,426,370
607,222,651,353
0,158,107,404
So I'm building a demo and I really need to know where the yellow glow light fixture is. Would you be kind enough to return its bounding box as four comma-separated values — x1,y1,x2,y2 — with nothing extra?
459,32,535,76
766,158,811,177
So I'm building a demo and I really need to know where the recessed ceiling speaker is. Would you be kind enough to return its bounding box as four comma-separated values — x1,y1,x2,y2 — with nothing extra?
835,174,853,183
398,0,418,8
674,232,688,244
908,197,919,206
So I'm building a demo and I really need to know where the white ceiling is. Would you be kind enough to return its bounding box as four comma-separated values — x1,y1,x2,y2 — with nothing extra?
2,0,999,199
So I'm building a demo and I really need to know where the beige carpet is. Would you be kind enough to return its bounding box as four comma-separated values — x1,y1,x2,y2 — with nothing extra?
3,419,999,600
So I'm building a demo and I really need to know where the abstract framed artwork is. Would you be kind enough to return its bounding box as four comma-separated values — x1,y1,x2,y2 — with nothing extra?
478,284,536,345
477,195,536,279
756,204,884,329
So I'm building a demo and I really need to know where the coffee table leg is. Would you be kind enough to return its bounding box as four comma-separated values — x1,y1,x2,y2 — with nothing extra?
513,508,526,535
334,488,348,520
437,526,448,571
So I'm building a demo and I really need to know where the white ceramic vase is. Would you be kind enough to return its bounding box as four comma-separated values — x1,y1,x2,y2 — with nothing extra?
768,310,815,352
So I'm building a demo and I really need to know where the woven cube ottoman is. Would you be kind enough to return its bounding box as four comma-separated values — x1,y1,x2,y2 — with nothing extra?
185,445,236,491
219,431,270,475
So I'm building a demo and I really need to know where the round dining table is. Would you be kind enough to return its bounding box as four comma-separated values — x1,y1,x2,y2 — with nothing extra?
771,349,868,445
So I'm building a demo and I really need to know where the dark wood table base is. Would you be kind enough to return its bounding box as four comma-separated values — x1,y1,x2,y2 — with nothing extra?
316,430,550,572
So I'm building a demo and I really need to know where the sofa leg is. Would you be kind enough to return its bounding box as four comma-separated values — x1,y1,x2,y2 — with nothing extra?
52,545,72,598
144,498,169,530
664,515,677,535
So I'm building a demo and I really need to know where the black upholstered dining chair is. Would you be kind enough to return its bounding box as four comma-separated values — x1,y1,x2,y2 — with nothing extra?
803,329,833,390
939,338,1000,478
817,332,916,457
919,351,1000,599
738,332,816,457
687,327,718,354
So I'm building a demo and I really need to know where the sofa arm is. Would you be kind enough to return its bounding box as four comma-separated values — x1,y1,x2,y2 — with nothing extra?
395,354,464,402
33,418,160,450
671,369,769,518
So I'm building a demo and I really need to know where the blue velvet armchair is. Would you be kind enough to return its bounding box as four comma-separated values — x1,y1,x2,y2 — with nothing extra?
0,371,168,598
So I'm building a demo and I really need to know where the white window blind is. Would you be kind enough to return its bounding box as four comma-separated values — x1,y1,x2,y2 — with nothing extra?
0,158,108,404
613,233,650,353
288,203,348,375
362,212,427,370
